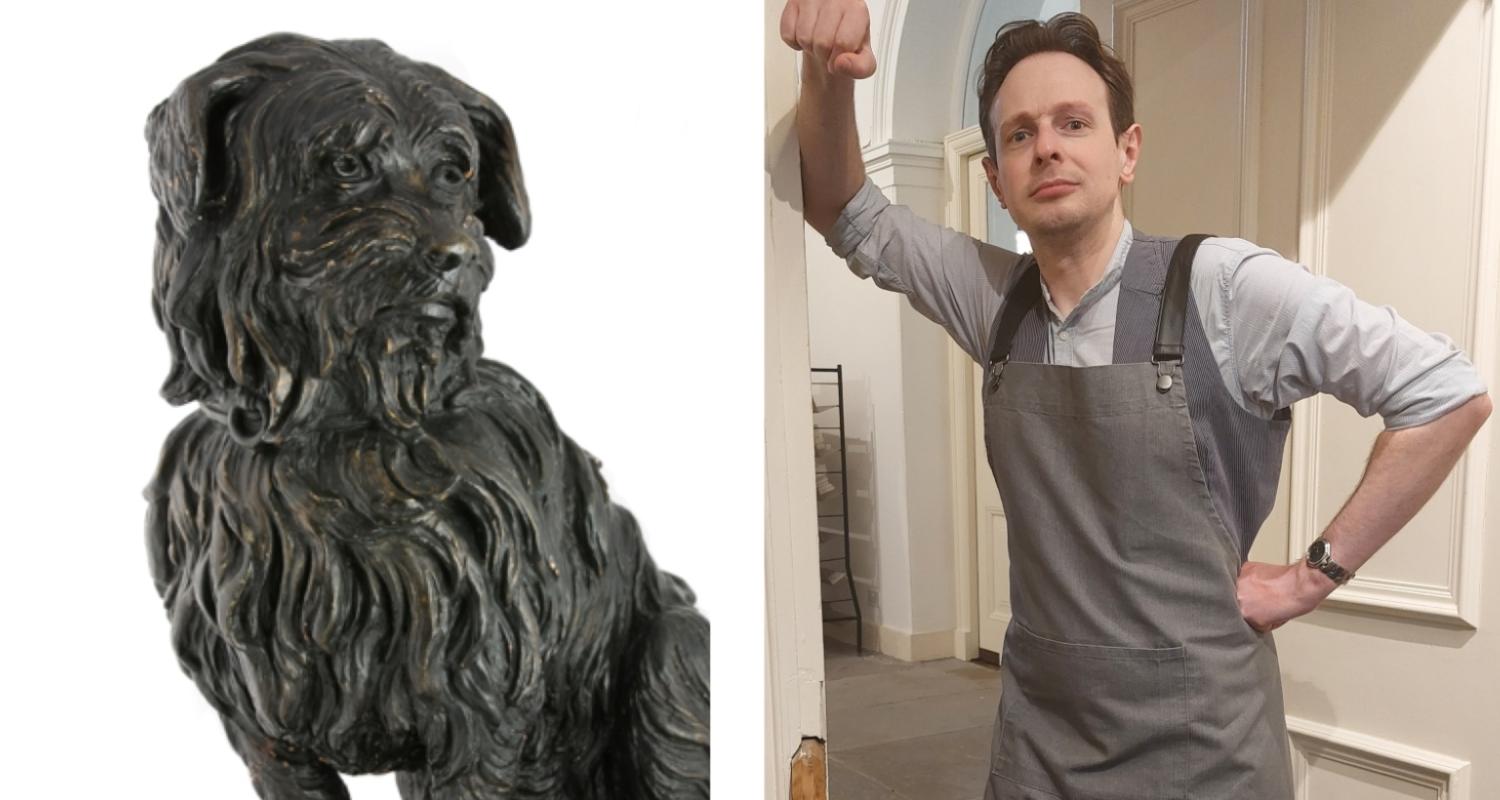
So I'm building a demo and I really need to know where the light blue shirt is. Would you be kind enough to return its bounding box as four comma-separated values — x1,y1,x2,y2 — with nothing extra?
828,177,1486,430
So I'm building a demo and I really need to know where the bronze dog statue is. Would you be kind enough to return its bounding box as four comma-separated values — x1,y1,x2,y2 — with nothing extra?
143,33,708,799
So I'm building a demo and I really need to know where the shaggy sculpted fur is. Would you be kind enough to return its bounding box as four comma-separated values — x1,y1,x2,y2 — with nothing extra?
143,34,708,799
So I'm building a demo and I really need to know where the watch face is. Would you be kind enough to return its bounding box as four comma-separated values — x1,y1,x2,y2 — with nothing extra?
1309,539,1329,562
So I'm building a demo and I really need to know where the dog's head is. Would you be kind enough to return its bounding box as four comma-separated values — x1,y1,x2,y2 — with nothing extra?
148,34,529,444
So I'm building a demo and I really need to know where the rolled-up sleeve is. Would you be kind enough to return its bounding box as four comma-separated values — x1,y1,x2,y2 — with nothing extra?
826,177,1022,365
1225,248,1488,430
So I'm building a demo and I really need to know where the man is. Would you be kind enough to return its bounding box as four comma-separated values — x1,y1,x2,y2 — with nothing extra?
781,3,1492,799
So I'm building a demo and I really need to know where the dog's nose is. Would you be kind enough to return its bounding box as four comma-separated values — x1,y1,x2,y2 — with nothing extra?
423,238,478,275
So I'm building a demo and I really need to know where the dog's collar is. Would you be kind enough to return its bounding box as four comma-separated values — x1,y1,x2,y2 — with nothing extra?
198,394,270,446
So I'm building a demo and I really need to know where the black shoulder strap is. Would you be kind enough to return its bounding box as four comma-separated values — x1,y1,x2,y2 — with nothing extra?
1153,234,1212,363
985,255,1042,367
986,234,1212,369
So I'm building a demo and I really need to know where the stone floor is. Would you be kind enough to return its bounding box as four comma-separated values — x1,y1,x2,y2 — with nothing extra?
823,638,1002,800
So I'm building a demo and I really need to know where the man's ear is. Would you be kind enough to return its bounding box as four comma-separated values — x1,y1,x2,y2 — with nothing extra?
1117,123,1142,186
982,155,1008,210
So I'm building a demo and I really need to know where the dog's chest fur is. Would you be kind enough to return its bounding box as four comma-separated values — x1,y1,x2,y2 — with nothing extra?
148,361,637,780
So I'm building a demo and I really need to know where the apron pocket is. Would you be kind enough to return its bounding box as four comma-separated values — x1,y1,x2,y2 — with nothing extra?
995,621,1189,800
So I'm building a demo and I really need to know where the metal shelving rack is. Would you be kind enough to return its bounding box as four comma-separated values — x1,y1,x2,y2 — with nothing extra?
811,365,862,654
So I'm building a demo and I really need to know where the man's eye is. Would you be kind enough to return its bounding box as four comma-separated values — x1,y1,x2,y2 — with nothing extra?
328,154,368,181
1066,119,1086,130
1010,130,1029,143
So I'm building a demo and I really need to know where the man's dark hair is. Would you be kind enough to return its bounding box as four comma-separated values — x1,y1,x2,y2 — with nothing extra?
977,12,1135,159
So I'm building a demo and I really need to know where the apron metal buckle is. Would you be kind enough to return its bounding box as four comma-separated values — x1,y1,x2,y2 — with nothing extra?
988,357,1008,394
1155,359,1177,392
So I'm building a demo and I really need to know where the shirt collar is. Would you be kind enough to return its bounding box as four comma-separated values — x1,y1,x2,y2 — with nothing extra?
1036,219,1134,324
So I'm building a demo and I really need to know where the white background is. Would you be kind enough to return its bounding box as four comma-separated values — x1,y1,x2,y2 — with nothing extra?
0,2,761,796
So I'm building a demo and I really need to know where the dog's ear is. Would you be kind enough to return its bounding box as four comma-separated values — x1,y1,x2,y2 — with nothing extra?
147,41,307,408
419,68,531,250
466,94,531,250
146,34,317,231
145,63,267,235
148,58,271,408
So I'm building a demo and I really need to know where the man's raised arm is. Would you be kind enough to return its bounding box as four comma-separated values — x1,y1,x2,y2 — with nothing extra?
780,0,876,235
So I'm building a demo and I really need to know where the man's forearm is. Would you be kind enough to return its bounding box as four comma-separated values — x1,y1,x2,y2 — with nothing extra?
795,52,866,235
1298,392,1493,599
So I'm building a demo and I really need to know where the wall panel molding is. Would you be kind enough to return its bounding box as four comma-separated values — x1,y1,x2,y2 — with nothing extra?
1465,0,1500,633
1286,0,1334,606
1287,716,1472,799
1289,0,1493,629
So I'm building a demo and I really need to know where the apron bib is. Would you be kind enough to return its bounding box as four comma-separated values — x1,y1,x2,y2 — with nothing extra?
980,236,1294,800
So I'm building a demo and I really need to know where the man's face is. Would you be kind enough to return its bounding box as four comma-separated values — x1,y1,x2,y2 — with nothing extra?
982,51,1140,240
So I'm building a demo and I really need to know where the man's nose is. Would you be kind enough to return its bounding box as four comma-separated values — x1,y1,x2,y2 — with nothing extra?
1033,125,1062,162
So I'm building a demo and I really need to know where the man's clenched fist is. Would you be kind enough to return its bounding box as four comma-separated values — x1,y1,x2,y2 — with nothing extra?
780,0,877,79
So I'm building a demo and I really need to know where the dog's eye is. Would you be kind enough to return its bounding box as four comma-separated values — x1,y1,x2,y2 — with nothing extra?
434,163,468,188
328,154,369,182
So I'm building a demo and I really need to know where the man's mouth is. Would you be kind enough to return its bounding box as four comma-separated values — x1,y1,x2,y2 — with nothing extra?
1031,180,1077,198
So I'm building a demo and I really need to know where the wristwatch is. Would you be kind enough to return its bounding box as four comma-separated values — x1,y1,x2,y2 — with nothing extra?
1304,537,1356,585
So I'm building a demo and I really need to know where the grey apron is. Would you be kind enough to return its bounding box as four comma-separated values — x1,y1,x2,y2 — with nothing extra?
980,236,1294,799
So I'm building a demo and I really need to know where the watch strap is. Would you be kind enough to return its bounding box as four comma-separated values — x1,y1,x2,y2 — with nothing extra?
1315,559,1354,585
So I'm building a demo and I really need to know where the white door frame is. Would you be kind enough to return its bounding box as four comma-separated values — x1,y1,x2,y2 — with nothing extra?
764,2,828,799
942,124,990,662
